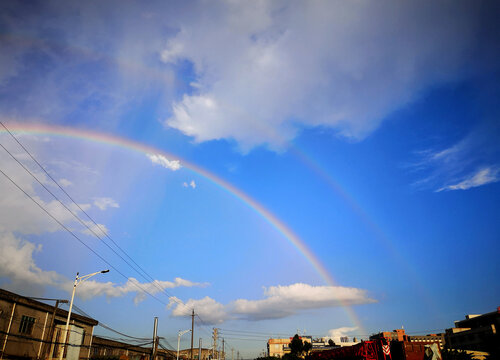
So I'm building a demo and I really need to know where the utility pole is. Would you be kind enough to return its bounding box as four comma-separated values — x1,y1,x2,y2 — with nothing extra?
231,348,234,360
198,338,202,360
152,317,158,360
42,299,68,360
190,309,194,360
222,339,224,360
212,328,218,360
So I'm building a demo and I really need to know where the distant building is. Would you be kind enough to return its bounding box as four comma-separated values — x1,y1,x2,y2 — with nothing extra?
408,334,445,349
370,329,408,342
267,336,311,358
445,306,500,352
177,347,218,360
267,338,290,358
90,336,152,360
310,337,359,350
0,288,98,360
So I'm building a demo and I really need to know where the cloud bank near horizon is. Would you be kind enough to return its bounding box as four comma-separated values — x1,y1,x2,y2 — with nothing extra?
168,283,376,324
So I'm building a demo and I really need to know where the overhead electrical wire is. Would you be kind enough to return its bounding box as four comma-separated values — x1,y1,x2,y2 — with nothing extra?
0,166,167,306
0,121,203,317
0,121,154,284
0,121,241,332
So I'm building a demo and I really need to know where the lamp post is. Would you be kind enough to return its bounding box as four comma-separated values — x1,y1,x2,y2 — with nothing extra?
177,329,192,360
58,270,109,360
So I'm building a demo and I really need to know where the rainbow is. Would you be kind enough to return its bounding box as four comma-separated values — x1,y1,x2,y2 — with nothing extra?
291,147,437,314
0,121,367,334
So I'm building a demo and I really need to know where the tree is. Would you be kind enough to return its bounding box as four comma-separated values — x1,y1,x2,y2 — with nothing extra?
289,335,304,356
303,342,312,355
328,339,335,347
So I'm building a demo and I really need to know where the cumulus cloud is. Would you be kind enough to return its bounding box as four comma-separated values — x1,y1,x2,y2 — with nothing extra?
0,229,207,302
147,153,181,171
162,1,481,150
168,296,229,324
93,197,120,211
0,231,66,293
183,180,196,189
76,277,209,304
168,283,375,324
59,178,72,187
326,327,359,344
438,167,500,192
81,221,108,237
232,283,375,320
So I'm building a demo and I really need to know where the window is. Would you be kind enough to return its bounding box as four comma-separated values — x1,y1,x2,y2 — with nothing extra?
19,315,36,334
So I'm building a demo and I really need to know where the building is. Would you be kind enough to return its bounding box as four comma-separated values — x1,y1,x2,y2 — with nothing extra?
370,329,408,342
267,338,290,358
445,306,499,353
267,336,311,358
90,336,175,360
176,347,218,360
90,336,152,360
0,288,98,360
408,334,445,349
309,337,359,351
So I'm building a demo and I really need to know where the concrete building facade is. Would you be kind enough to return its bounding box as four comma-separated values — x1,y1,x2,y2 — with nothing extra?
267,336,314,358
90,336,174,360
445,306,499,353
369,329,408,342
0,288,98,360
177,348,217,360
408,334,445,349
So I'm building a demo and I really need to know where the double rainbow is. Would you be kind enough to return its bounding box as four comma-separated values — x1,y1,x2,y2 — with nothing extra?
1,122,366,333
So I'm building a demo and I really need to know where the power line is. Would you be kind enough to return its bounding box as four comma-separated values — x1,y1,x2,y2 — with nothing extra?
0,166,167,306
0,121,204,319
70,304,152,341
0,121,155,284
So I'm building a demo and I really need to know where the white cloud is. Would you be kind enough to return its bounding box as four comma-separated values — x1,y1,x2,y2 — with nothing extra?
162,1,479,150
81,221,108,237
0,231,67,293
410,124,500,192
168,296,229,324
76,276,209,304
168,283,375,324
326,327,358,344
232,283,375,320
59,178,72,187
438,167,500,192
183,180,197,189
147,153,181,171
93,197,120,211
0,229,207,301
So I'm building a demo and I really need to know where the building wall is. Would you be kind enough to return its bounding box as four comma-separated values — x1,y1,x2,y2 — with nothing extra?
370,329,408,342
267,337,312,358
89,336,157,360
445,307,499,352
0,289,97,360
177,348,216,360
408,334,445,349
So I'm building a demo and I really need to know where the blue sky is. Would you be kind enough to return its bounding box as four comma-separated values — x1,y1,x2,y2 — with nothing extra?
0,1,499,357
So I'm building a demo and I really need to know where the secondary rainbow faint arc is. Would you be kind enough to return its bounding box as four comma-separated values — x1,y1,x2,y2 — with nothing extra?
1,122,367,333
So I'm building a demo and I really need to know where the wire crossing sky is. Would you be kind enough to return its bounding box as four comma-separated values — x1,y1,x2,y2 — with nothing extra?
0,1,499,358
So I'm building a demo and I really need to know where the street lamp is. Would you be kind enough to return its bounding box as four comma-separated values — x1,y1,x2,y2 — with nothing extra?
58,270,109,360
177,329,192,360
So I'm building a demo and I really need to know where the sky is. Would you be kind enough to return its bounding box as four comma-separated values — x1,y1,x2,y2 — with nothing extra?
0,0,499,358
